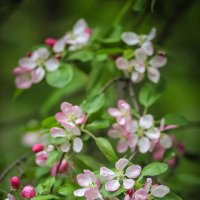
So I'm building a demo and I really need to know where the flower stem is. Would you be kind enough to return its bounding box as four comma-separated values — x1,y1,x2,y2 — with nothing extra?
82,129,96,140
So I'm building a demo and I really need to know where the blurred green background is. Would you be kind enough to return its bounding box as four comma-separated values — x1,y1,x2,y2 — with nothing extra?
0,0,200,199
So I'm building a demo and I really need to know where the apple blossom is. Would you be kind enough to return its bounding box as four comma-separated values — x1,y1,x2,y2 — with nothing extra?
51,159,69,176
50,123,83,153
55,102,86,126
53,19,92,52
32,143,44,153
10,176,20,189
21,185,36,199
5,194,16,200
45,37,57,47
108,100,131,126
100,158,141,192
13,47,59,89
74,170,102,200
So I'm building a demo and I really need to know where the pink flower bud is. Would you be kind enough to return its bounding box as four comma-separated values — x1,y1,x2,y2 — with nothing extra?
177,143,185,155
84,28,92,35
55,53,61,60
45,38,57,47
21,185,35,199
167,157,177,167
51,159,69,176
10,176,20,189
32,143,44,153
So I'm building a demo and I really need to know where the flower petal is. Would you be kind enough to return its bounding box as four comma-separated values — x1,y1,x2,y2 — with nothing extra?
138,137,151,153
77,174,92,187
115,158,128,171
139,114,154,129
45,58,59,71
108,108,121,118
105,180,120,192
144,178,152,191
146,128,160,140
125,164,141,179
19,58,36,69
147,67,160,83
53,38,66,53
116,57,129,70
50,127,66,138
131,71,144,83
84,188,102,200
151,185,170,198
141,41,154,56
100,167,115,180
160,134,173,149
31,67,45,83
73,19,88,35
123,179,135,189
60,141,71,152
134,189,148,200
149,54,167,68
73,137,83,153
117,139,128,153
74,188,88,197
122,32,139,45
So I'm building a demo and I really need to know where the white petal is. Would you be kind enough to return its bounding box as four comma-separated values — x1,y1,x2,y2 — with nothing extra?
116,57,129,70
100,167,115,180
141,41,154,56
138,137,151,153
50,127,66,138
151,185,170,198
123,179,135,189
19,58,36,69
45,58,59,71
149,54,167,68
125,120,138,133
53,38,66,53
117,139,129,153
139,114,154,129
73,19,88,35
135,48,147,61
144,178,152,191
160,134,173,149
74,188,88,197
73,137,83,152
147,28,156,41
31,67,45,83
121,32,139,45
32,47,49,60
115,158,128,171
125,164,141,178
60,141,71,152
134,60,145,73
146,128,160,140
105,180,120,192
147,67,160,83
131,71,144,83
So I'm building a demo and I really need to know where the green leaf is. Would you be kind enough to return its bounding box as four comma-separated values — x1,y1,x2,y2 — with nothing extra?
100,187,125,198
87,119,110,129
95,137,118,162
46,151,60,166
164,113,188,126
96,48,123,55
32,195,60,200
82,94,105,114
140,162,168,178
139,81,166,108
46,64,74,88
42,177,55,188
68,50,93,62
177,173,200,186
0,191,7,199
133,0,146,12
123,49,134,59
41,116,58,128
155,192,183,200
76,154,101,170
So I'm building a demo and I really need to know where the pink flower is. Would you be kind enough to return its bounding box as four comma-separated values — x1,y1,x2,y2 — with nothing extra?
21,185,36,199
108,100,131,126
55,102,86,126
100,158,141,192
53,19,92,52
32,143,44,153
74,170,102,200
50,123,83,153
51,159,69,176
10,176,20,189
45,38,57,47
159,118,177,132
6,193,16,200
108,123,138,153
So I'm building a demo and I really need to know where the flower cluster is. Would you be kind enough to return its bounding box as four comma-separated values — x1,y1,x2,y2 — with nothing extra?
13,19,92,89
9,176,35,199
74,158,170,200
50,102,86,153
116,28,167,83
108,100,175,154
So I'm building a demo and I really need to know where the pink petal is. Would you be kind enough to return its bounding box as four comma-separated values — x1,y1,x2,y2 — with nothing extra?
125,164,141,179
85,188,102,200
131,71,144,83
50,127,66,138
149,54,167,68
135,48,147,61
100,167,115,180
77,174,92,187
108,108,121,118
19,57,36,69
144,178,152,191
74,188,88,197
60,141,71,152
108,124,123,139
73,19,88,35
134,189,148,200
147,28,156,41
147,67,160,83
117,100,130,111
123,179,135,189
15,73,33,89
117,139,128,153
121,32,139,45
139,114,154,129
116,57,129,70
145,128,160,140
31,67,45,83
115,158,128,171
128,134,138,149
55,112,67,124
45,58,59,71
141,41,154,56
105,180,120,192
31,47,49,60
160,134,172,149
125,120,138,134
53,38,66,53
73,137,83,152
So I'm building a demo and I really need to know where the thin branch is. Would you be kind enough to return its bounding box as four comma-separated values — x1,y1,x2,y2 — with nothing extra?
0,152,30,183
50,152,65,194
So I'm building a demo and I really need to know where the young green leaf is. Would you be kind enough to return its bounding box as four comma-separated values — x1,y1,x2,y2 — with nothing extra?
139,81,166,108
68,50,93,62
32,195,60,200
41,116,58,128
87,119,110,129
95,137,118,163
164,113,188,126
140,162,168,177
46,151,60,166
46,64,74,88
155,192,183,200
82,94,105,114
57,183,78,196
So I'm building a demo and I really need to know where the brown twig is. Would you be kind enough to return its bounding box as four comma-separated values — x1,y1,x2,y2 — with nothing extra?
0,152,30,183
